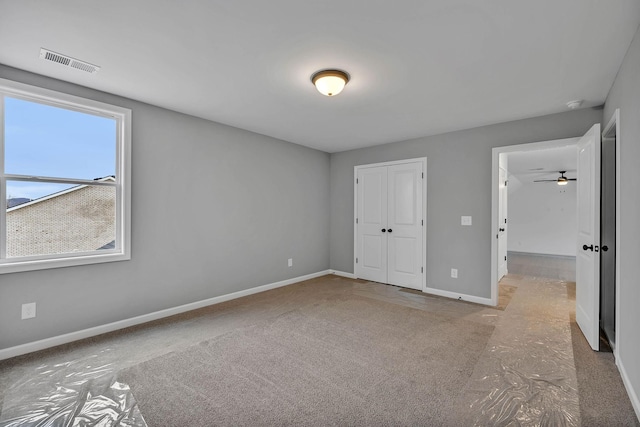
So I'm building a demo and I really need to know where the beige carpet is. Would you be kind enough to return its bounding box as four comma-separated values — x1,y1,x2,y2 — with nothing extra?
2,275,637,426
399,283,516,311
119,295,494,426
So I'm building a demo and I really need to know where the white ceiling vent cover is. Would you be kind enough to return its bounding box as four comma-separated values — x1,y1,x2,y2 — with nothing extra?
39,48,101,74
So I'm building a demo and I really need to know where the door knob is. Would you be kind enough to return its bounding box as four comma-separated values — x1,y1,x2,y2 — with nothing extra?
601,245,609,252
387,229,393,233
381,229,386,232
583,244,594,251
499,228,505,232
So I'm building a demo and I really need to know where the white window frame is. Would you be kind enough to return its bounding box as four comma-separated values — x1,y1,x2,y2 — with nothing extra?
0,78,131,274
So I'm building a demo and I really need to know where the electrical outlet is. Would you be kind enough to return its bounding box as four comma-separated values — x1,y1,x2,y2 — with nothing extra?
288,258,293,267
461,216,472,226
21,302,36,320
451,268,458,279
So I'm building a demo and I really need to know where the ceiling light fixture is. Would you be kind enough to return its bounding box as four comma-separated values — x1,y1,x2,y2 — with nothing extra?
533,170,576,185
311,69,350,97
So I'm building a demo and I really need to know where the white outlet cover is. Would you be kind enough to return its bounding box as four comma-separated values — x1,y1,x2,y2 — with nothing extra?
451,268,458,278
21,302,36,319
461,216,472,226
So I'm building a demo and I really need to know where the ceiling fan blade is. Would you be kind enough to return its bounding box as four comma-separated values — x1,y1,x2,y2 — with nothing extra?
568,178,577,181
533,179,557,182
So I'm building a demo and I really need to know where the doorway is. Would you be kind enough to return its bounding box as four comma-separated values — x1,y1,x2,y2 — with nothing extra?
491,138,579,306
504,145,579,281
491,117,621,353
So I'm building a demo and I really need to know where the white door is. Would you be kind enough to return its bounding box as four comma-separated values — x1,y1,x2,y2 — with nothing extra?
356,166,388,283
356,160,424,290
498,166,508,280
387,163,423,289
576,123,601,351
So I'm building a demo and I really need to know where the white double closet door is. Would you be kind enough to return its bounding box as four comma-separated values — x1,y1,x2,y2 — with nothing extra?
355,159,424,290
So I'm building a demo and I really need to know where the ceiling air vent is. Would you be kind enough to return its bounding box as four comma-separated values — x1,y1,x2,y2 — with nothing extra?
39,48,101,74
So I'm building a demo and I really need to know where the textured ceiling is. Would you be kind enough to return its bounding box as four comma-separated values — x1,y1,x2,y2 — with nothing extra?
1,0,639,153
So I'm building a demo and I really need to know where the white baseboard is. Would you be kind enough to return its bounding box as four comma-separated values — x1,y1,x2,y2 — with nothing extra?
617,356,640,421
423,286,494,306
330,269,356,279
0,270,331,361
329,275,493,306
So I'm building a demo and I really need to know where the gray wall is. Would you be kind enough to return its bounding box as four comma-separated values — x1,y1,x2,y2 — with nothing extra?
507,178,577,256
330,109,601,298
603,23,640,416
0,65,330,350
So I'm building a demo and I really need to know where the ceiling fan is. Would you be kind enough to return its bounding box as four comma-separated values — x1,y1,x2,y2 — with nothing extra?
533,170,576,186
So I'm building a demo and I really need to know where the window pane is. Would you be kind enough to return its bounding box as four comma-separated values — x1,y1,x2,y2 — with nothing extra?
6,181,116,258
4,97,116,179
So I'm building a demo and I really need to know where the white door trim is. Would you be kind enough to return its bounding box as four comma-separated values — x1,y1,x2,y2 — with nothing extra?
498,165,508,280
354,157,427,291
490,138,579,306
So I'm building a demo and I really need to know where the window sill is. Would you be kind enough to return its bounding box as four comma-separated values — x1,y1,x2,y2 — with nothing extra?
0,252,131,274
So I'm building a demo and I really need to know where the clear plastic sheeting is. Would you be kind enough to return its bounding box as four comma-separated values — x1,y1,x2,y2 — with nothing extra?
470,340,579,426
0,351,146,427
455,276,581,427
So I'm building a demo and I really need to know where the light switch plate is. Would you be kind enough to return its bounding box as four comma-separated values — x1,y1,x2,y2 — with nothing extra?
461,216,472,226
451,268,458,278
288,258,293,267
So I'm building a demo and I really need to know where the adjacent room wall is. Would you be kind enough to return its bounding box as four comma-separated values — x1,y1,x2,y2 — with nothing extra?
507,177,577,256
329,109,601,298
603,23,640,418
0,65,331,350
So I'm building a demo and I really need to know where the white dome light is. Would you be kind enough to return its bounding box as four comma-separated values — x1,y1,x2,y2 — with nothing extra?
311,69,350,97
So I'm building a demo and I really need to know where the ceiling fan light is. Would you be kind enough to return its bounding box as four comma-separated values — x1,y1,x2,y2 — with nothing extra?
557,179,569,186
312,69,350,97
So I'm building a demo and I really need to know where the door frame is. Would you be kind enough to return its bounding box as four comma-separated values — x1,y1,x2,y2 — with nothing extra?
497,164,508,280
602,109,621,358
354,157,428,291
490,138,578,306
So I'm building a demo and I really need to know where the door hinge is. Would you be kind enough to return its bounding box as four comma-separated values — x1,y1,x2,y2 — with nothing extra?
422,172,424,179
505,180,508,186
504,256,507,261
421,267,423,273
356,257,358,264
422,219,424,226
356,218,358,224
356,178,359,184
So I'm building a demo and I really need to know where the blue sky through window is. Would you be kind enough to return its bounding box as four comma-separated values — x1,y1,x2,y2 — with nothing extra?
4,97,116,201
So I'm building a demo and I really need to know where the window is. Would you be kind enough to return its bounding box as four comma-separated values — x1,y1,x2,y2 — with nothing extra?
0,78,131,274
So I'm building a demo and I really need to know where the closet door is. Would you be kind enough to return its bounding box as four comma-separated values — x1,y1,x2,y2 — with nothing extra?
356,166,388,283
387,162,423,289
356,160,424,290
